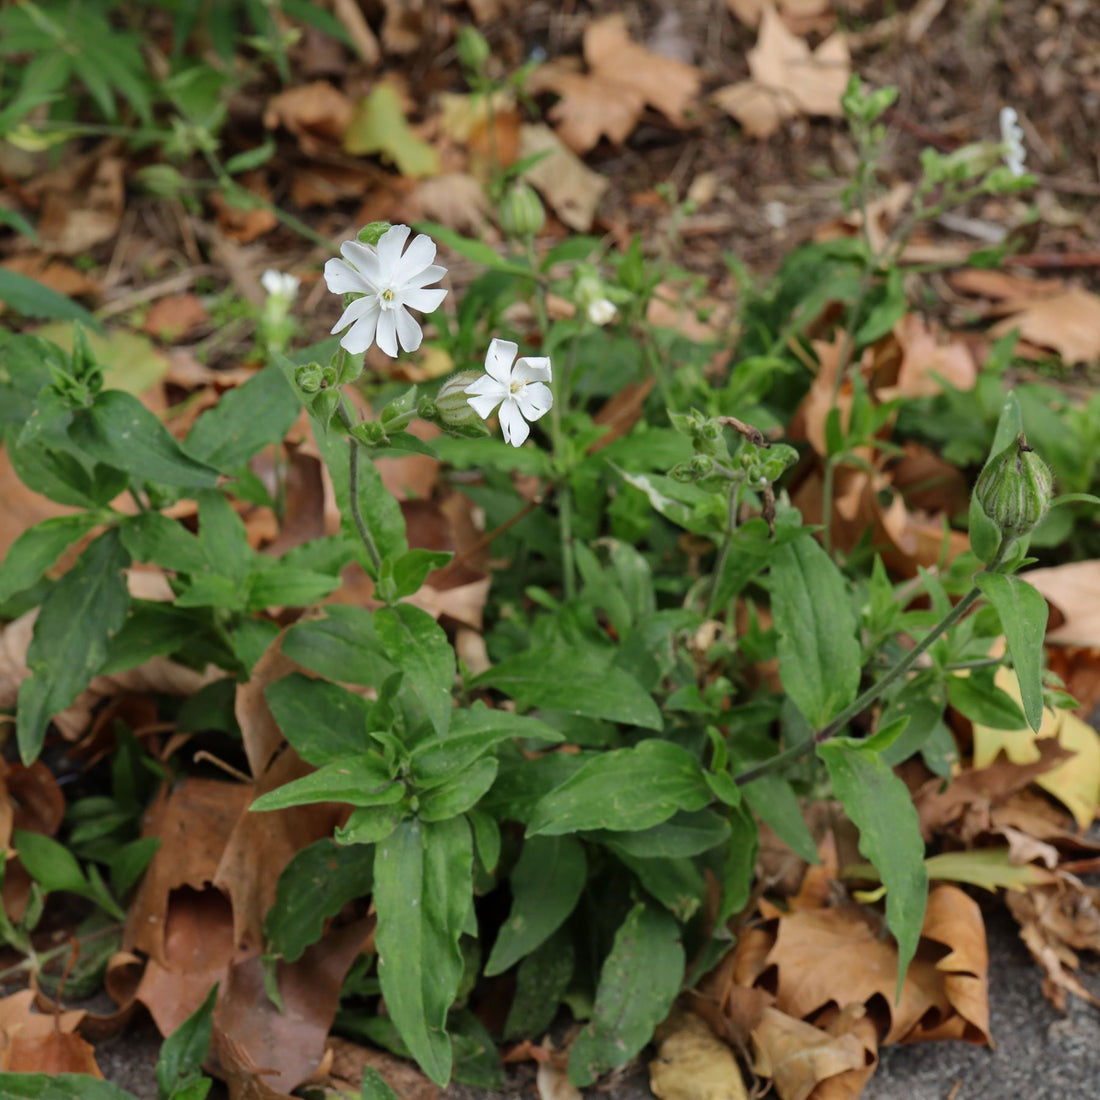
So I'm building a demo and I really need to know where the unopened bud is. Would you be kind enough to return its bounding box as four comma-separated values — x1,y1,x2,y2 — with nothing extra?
351,421,387,446
456,26,491,74
427,371,491,437
498,182,545,240
974,433,1053,537
295,363,325,394
380,386,418,433
312,389,341,427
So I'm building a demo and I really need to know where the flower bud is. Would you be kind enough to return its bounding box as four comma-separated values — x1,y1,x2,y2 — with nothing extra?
456,26,491,74
380,386,418,433
427,371,491,437
350,420,387,446
974,433,1053,537
498,182,545,240
587,298,616,326
295,363,325,394
134,164,188,199
312,388,341,427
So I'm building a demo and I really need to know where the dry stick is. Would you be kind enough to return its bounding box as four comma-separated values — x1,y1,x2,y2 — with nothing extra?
732,534,1012,787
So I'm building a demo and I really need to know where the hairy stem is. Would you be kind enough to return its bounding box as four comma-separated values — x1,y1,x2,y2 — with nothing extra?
337,397,383,576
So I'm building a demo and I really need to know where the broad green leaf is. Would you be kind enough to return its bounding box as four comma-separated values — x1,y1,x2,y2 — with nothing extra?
380,548,453,601
449,1008,506,1088
485,836,587,976
818,739,928,1000
527,740,709,836
568,902,684,1087
155,982,217,1100
197,489,252,584
606,848,705,921
585,809,730,858
281,606,394,685
345,84,439,177
69,390,219,488
13,829,89,896
184,365,300,470
244,564,343,609
715,802,758,926
376,603,455,737
770,536,861,728
0,267,102,328
473,648,662,731
479,749,590,824
468,809,501,873
710,518,803,611
0,513,105,604
946,673,1028,730
17,529,130,763
504,925,575,1040
410,703,562,787
264,673,374,764
120,512,207,573
336,803,405,845
416,757,498,821
975,572,1048,732
361,1066,401,1100
374,817,473,1085
0,1076,135,1100
265,839,374,962
250,756,401,812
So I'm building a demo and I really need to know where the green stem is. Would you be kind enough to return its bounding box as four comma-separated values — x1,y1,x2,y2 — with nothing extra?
733,535,1013,786
706,479,743,617
337,397,383,577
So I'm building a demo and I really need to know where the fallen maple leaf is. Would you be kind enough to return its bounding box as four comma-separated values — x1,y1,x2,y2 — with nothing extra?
529,14,701,153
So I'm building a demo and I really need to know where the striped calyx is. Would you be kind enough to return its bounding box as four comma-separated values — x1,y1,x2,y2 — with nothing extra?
975,433,1053,537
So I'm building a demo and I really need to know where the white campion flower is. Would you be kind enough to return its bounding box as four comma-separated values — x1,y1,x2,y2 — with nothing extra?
464,338,553,447
999,107,1027,177
324,224,448,357
260,269,300,300
587,298,617,326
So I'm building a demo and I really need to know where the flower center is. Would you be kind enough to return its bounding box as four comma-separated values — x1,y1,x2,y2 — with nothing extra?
509,379,525,395
378,286,397,310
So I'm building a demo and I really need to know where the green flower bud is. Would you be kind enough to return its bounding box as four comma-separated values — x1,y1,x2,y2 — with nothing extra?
456,26,491,74
358,222,391,247
312,389,341,427
498,182,545,240
350,420,387,446
134,164,188,199
670,455,716,483
428,371,491,437
380,386,418,433
975,433,1053,537
295,363,325,394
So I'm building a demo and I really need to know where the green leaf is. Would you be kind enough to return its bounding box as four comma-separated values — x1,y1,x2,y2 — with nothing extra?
527,740,709,836
264,673,374,764
281,605,394,685
770,536,861,728
14,829,90,897
473,648,662,731
605,848,704,922
250,755,401,812
0,1076,136,1100
265,839,374,962
0,513,105,604
120,512,207,573
197,489,252,584
244,565,343,610
0,267,102,328
970,392,1024,564
485,836,587,976
376,603,455,737
585,809,731,858
184,366,299,470
336,803,405,845
380,548,453,601
345,84,440,177
567,902,684,1087
504,925,575,1040
69,390,220,488
817,739,928,1000
155,982,217,1100
17,529,130,763
946,673,1028,730
361,1066,401,1100
417,758,498,821
374,817,473,1085
415,222,533,277
975,572,1048,732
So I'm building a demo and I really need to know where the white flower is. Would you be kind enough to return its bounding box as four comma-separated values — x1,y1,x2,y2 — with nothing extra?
999,107,1027,177
261,269,300,300
324,224,448,358
587,298,617,326
464,338,553,447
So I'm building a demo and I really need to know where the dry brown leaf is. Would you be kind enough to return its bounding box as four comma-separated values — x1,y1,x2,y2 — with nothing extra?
412,173,492,236
1023,561,1100,647
38,155,124,255
142,294,209,341
537,1049,583,1100
724,0,832,27
210,173,278,244
263,82,354,155
0,449,80,563
874,313,978,401
1,255,99,304
2,1030,103,1075
529,15,700,153
519,123,608,232
326,1035,440,1100
650,1010,749,1100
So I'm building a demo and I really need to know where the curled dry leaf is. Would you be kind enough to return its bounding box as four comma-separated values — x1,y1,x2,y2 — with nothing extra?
519,123,608,232
263,81,354,155
650,1009,749,1100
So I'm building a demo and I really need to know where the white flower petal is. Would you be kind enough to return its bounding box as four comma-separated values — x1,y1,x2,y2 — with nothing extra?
402,287,447,314
512,356,552,385
484,338,518,384
376,309,399,358
331,295,373,335
394,233,437,284
339,304,380,354
325,257,371,296
498,399,530,447
376,224,412,275
395,306,423,353
464,374,509,398
339,241,382,286
514,381,553,422
467,390,505,420
405,264,448,290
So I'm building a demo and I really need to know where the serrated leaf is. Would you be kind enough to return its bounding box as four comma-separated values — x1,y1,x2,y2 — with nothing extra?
527,740,709,836
17,529,130,763
265,839,374,962
568,902,684,1087
485,835,587,976
770,535,861,728
473,647,661,731
817,739,928,1001
975,572,1048,732
374,817,473,1085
